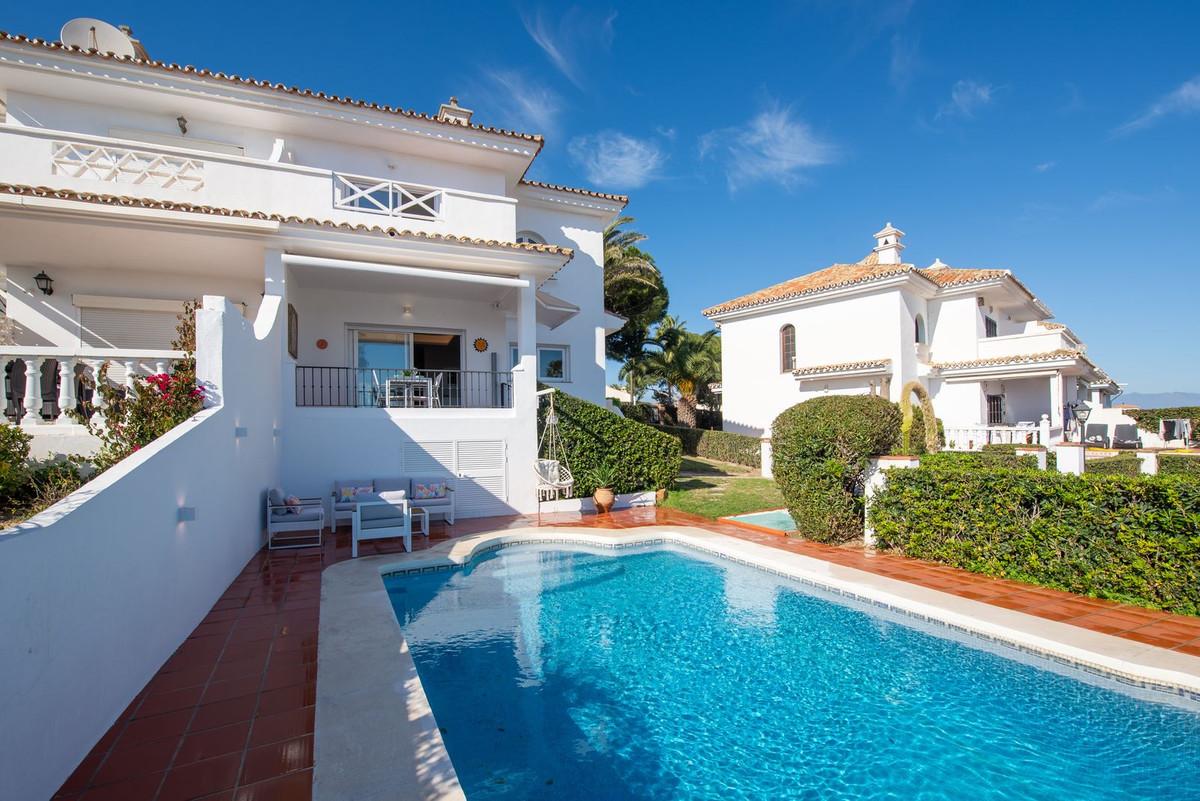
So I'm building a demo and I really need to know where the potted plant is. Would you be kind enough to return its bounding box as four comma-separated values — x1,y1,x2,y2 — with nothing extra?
587,462,618,514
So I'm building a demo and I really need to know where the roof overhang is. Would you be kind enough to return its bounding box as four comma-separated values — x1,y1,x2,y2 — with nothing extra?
935,275,1052,321
794,360,893,382
515,182,627,220
706,272,927,323
535,290,581,330
602,310,627,335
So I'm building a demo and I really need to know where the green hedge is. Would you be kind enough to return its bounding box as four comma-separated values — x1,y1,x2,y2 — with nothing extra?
983,443,1057,471
1125,406,1200,434
920,451,1041,471
870,465,1200,614
772,395,901,543
1160,454,1200,478
546,390,681,496
654,425,760,468
1086,454,1142,477
617,401,655,424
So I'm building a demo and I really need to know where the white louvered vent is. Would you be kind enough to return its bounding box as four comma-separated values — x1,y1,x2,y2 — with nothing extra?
402,441,455,474
455,439,508,517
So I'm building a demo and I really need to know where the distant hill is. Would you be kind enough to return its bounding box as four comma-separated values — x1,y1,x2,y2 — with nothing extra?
1119,392,1200,408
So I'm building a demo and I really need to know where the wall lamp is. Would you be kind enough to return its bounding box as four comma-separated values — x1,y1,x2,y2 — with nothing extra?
34,271,53,295
177,506,197,523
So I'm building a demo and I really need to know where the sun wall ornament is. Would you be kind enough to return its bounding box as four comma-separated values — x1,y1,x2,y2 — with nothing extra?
473,337,489,353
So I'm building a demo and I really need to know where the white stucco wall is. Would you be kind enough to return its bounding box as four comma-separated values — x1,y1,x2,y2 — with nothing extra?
0,296,282,801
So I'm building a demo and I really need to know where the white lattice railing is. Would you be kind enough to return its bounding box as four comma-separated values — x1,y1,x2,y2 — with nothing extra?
51,141,205,191
332,172,442,220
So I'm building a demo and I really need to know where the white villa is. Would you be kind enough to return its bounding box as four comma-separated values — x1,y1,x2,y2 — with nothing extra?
0,28,626,514
705,224,1121,449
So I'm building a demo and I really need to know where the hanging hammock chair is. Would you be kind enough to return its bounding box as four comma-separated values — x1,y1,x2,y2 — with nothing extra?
535,389,575,503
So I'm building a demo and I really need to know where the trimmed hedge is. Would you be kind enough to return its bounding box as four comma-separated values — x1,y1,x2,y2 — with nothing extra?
617,401,655,424
1160,454,1200,478
654,425,760,468
983,443,1057,471
545,390,681,496
920,451,1041,471
870,465,1200,614
1125,406,1200,434
772,395,901,543
1086,453,1142,477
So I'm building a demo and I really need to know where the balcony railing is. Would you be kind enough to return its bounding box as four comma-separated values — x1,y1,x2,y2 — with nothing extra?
2,347,184,427
331,173,442,220
295,367,512,409
51,140,205,191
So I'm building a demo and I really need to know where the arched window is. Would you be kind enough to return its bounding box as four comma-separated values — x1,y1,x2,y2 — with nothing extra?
914,314,926,344
516,230,546,245
780,324,796,372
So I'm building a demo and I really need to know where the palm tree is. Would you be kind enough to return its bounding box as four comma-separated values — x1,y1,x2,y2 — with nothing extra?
603,216,667,401
603,216,661,295
642,316,721,428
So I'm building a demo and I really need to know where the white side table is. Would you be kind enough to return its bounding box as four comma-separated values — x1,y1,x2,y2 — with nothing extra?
411,507,429,538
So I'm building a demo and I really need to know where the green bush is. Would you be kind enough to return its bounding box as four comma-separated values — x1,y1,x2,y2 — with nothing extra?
617,401,654,424
1124,406,1200,434
772,395,901,543
903,407,944,455
983,442,1057,471
1086,454,1142,477
870,465,1200,614
1160,454,1200,478
654,425,761,468
545,390,681,496
0,422,32,499
920,450,1041,471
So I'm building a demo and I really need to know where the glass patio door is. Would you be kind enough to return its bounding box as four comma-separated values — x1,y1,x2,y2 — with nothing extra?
354,330,411,370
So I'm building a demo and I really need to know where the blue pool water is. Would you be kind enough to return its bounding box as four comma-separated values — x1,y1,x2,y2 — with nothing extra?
386,545,1200,800
724,508,797,532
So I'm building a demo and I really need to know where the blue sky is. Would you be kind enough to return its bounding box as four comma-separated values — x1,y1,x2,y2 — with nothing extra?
7,2,1199,392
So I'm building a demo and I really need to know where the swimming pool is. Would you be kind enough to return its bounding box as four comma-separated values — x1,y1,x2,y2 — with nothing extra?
722,508,797,532
386,544,1200,800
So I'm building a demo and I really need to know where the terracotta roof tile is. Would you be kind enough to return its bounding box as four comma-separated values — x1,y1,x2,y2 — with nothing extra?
519,179,628,204
704,252,920,316
0,183,573,258
793,358,892,377
919,264,1009,286
932,349,1084,371
0,32,542,144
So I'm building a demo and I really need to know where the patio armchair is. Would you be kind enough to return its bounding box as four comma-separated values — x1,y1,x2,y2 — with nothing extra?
1111,424,1143,450
266,488,324,550
352,498,411,557
1084,423,1110,448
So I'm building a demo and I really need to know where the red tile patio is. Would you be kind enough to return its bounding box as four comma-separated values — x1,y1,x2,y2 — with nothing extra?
54,508,1200,799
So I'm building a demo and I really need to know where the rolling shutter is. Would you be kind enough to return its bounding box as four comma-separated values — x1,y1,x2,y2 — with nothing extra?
80,308,179,350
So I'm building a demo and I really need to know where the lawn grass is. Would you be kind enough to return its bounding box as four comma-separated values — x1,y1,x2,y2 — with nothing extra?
664,457,785,519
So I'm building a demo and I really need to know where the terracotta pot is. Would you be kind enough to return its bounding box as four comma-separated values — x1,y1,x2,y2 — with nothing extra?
593,487,615,514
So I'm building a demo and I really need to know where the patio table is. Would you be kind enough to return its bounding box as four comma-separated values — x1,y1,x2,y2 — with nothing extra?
386,376,434,408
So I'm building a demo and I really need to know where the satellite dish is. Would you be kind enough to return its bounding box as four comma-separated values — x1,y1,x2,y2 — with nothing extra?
60,18,137,58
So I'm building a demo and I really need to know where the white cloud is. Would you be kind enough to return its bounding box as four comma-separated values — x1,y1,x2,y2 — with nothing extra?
1116,75,1200,134
480,70,562,136
1034,161,1056,173
568,131,666,189
936,79,996,120
699,102,837,192
1088,189,1149,212
522,7,618,88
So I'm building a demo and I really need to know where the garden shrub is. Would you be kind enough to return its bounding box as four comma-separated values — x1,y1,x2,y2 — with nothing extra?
0,422,32,499
920,450,1041,471
617,401,654,424
654,425,761,468
1086,453,1142,477
1160,454,1200,478
544,389,681,496
870,465,1200,614
983,442,1057,471
772,395,901,543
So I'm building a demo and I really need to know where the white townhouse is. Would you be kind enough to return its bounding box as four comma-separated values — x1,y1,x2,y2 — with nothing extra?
705,224,1121,449
0,23,626,515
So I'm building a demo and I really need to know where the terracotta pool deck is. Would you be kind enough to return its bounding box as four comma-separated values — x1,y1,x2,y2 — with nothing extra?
55,507,1200,800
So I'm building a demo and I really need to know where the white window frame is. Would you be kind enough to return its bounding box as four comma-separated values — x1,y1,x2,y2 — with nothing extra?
510,343,571,382
332,172,443,221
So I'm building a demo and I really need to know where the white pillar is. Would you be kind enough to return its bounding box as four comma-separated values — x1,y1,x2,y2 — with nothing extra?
1049,375,1064,441
56,358,76,425
759,436,774,479
88,360,107,431
21,357,43,426
1054,443,1086,475
516,275,537,397
1136,450,1158,475
863,455,920,548
1015,446,1047,470
1038,413,1051,446
123,360,137,394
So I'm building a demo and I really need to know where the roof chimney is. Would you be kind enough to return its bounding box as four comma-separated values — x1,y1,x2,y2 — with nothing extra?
872,222,906,265
437,96,473,125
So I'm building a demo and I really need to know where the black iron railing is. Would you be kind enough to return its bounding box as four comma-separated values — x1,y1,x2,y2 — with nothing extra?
295,367,514,409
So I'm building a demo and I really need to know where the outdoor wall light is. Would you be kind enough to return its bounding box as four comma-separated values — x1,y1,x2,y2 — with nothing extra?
176,115,188,135
1070,401,1092,443
33,271,53,295
235,426,248,439
177,506,197,522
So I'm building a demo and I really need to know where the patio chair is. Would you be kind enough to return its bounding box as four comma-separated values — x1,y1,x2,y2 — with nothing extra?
266,488,324,550
1084,423,1110,448
352,498,411,557
1111,424,1143,450
429,371,443,408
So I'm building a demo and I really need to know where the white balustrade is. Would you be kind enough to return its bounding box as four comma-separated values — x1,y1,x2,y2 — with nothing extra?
332,172,442,220
51,140,205,191
1,347,184,429
944,423,1045,452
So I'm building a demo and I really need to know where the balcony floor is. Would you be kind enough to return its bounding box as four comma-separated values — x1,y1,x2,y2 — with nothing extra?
54,509,1200,800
